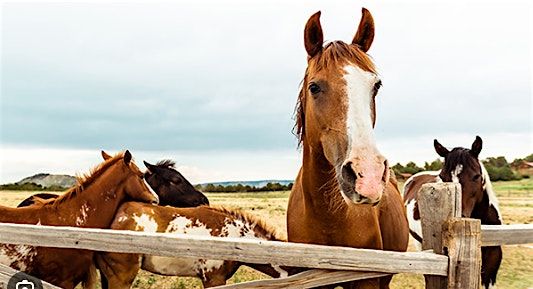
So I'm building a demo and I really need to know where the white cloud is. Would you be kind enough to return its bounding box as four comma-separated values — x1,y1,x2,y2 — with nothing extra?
0,1,531,183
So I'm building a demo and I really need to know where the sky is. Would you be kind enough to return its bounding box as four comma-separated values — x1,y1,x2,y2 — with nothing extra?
1,0,531,184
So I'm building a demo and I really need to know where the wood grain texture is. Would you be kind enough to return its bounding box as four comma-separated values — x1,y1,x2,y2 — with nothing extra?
0,222,448,276
443,218,481,289
481,224,533,246
0,264,61,289
211,269,388,289
418,183,461,289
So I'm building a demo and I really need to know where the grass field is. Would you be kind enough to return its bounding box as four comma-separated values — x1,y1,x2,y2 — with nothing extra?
0,179,532,288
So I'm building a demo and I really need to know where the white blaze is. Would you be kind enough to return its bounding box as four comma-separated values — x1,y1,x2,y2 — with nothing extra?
344,65,379,158
451,165,463,183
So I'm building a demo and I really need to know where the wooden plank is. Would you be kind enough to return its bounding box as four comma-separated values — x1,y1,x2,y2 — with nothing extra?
443,218,481,289
481,224,533,246
0,264,61,289
418,182,461,289
211,269,388,289
0,222,449,276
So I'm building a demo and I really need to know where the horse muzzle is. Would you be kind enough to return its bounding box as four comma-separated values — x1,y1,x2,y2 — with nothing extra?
338,158,388,205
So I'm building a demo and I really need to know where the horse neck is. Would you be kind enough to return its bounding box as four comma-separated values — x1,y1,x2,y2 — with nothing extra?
53,167,129,228
300,143,347,215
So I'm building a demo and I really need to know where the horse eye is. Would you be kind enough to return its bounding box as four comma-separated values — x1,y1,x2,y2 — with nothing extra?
308,83,321,95
473,174,481,181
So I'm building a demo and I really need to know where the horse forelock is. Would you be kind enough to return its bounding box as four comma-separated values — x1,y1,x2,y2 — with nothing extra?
441,148,480,177
293,41,376,146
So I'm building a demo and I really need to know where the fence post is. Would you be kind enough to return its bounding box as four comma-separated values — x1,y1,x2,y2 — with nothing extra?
442,218,481,289
418,183,461,289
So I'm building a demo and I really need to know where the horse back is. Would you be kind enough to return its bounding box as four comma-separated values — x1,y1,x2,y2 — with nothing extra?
403,171,440,204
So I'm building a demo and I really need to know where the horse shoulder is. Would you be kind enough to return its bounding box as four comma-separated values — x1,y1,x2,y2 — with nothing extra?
286,171,307,242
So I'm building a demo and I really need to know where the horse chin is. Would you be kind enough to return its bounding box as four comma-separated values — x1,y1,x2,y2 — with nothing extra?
340,189,381,206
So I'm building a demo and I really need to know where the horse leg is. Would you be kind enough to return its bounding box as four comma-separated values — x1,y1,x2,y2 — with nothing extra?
201,262,241,288
481,246,502,289
379,275,393,289
95,252,141,289
202,278,227,288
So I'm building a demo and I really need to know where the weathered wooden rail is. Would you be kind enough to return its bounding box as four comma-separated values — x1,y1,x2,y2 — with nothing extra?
0,223,449,275
0,183,532,289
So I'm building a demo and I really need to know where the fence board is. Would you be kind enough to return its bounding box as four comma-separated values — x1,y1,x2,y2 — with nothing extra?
443,218,481,289
211,270,388,289
0,264,61,289
481,224,533,246
418,183,461,289
0,222,448,276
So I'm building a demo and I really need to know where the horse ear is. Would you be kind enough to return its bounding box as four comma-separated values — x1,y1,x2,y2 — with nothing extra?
434,139,449,157
304,11,324,58
123,150,132,165
352,8,375,52
143,161,156,173
101,150,112,160
470,136,483,158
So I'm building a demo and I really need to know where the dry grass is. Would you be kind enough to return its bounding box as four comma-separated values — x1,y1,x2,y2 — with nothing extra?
0,178,532,288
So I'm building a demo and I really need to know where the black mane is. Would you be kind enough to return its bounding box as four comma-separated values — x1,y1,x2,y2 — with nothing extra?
156,159,176,169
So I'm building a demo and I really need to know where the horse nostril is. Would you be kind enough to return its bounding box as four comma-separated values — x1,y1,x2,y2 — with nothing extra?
341,162,357,184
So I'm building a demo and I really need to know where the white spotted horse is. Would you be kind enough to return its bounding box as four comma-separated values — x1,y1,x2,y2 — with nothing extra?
92,203,290,288
403,136,502,289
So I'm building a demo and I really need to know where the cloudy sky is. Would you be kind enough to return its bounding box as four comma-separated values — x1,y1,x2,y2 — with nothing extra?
1,0,531,184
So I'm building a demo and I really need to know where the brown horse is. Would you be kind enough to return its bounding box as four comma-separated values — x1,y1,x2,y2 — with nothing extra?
91,203,288,288
287,9,409,289
0,151,159,289
403,136,502,289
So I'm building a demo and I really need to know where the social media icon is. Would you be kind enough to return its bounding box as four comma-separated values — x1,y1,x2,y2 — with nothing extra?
16,280,34,289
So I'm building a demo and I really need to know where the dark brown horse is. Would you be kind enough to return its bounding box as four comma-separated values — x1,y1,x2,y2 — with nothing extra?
91,203,287,288
403,136,502,289
0,151,159,289
18,154,209,208
287,9,409,289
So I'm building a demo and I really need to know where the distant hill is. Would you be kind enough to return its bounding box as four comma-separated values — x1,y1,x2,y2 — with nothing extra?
2,175,291,191
198,180,293,187
16,173,76,189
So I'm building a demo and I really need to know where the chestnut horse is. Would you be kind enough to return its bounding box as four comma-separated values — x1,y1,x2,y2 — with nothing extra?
18,156,209,208
0,151,159,289
287,9,409,289
403,136,502,289
91,203,287,288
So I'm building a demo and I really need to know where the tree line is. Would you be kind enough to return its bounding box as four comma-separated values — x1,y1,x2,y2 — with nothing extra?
392,154,533,181
195,182,293,193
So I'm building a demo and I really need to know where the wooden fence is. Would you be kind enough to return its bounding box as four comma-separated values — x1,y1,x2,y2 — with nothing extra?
0,183,532,289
